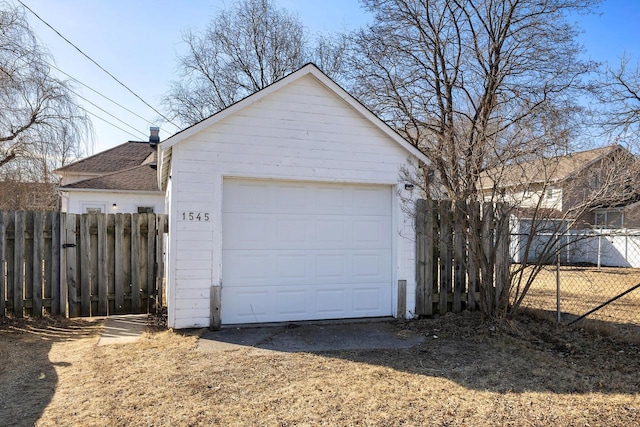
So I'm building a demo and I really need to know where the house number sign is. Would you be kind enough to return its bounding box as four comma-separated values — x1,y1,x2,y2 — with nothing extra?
181,212,210,221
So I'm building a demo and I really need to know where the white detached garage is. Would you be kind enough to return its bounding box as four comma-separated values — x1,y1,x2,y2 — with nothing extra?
158,64,428,329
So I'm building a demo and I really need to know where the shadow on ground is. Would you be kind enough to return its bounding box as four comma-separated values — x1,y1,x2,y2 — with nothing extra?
0,317,102,426
198,312,640,395
199,319,424,352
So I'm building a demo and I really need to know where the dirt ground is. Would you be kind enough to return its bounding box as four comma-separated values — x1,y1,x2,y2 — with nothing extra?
1,312,639,427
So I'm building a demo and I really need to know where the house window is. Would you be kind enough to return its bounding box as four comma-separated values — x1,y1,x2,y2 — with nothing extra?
82,203,105,214
594,210,623,228
589,169,602,189
137,206,154,214
545,186,557,199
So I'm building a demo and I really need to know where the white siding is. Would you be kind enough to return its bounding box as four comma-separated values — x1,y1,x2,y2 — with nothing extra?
167,74,419,328
62,190,165,214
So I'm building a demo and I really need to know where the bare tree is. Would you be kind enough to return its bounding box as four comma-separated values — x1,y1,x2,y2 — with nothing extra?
163,0,349,127
0,2,88,185
595,55,640,144
349,0,601,318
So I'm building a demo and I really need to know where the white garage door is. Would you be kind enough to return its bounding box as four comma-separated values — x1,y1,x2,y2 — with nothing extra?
221,179,393,324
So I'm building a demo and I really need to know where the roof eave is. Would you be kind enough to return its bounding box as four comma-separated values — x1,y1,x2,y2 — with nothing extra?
59,188,163,194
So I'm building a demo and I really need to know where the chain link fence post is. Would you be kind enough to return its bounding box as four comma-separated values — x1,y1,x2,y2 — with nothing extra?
556,248,561,324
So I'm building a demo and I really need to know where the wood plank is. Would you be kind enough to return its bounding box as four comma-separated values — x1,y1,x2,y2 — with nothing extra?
32,211,44,317
481,203,495,312
146,214,155,312
424,199,435,316
97,213,108,315
131,213,141,312
43,213,53,315
106,214,115,314
210,286,221,330
114,213,124,313
495,203,511,311
23,211,33,316
156,215,165,309
122,214,132,313
13,211,25,317
397,280,407,320
466,201,480,311
6,212,14,314
438,201,452,315
50,211,61,316
415,199,426,316
80,214,92,316
453,201,466,313
0,211,5,317
137,214,148,312
66,214,79,317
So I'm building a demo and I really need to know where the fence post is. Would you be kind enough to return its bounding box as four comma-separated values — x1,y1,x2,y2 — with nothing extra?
0,212,5,317
556,250,561,324
210,285,221,330
397,279,407,320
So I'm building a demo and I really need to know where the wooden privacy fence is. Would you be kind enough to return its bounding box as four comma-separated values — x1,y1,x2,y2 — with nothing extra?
0,211,167,318
415,199,510,316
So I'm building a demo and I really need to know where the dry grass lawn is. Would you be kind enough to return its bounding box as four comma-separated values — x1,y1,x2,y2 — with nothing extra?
520,266,640,327
1,312,639,426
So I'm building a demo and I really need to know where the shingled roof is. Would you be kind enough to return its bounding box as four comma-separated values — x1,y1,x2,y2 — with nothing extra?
55,141,155,174
60,164,160,192
480,145,625,189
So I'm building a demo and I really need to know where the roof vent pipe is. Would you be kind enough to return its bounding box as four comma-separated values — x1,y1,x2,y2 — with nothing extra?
149,126,160,146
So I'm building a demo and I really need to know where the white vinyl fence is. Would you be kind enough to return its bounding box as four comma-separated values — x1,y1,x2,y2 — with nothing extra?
512,228,640,267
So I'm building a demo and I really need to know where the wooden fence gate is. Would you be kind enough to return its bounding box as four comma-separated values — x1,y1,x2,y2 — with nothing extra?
415,199,510,316
0,211,167,318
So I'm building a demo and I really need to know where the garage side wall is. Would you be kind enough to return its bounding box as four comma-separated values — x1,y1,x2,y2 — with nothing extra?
167,75,419,328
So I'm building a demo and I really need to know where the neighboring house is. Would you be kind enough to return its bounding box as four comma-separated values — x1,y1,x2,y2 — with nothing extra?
481,145,639,229
54,129,164,214
158,63,428,329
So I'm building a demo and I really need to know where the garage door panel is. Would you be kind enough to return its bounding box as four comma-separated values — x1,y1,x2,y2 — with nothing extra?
222,179,393,324
224,250,390,285
223,288,272,323
353,253,383,278
316,254,345,278
316,288,347,315
276,218,311,242
275,289,310,315
225,215,391,250
222,283,391,324
352,187,391,212
276,254,309,279
224,252,273,281
228,182,271,211
353,286,388,312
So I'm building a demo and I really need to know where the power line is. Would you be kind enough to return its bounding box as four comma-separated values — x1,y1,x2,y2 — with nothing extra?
85,110,147,141
49,63,171,135
70,87,148,140
17,0,180,129
0,31,157,141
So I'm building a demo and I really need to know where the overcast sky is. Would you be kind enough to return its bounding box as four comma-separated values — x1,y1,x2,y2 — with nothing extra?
18,0,640,154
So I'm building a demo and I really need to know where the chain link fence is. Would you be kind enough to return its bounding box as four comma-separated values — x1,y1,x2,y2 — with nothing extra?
514,230,640,338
